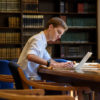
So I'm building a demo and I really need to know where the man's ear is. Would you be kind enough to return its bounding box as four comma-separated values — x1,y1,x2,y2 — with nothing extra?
48,24,53,29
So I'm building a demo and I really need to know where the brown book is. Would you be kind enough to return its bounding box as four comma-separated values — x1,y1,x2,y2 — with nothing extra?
60,15,66,22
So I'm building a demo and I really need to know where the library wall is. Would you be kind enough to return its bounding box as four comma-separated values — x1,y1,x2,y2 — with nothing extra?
97,0,100,59
0,0,98,61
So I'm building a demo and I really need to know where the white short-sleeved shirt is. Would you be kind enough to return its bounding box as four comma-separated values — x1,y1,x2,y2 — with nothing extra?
17,31,51,80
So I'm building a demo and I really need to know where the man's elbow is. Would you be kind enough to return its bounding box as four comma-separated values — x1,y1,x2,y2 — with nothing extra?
27,54,33,61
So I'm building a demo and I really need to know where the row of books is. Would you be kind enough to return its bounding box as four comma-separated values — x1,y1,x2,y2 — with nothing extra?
67,17,96,26
23,0,38,3
0,48,21,59
60,0,96,13
61,32,89,43
46,45,92,58
0,0,96,13
0,0,20,12
23,15,44,28
60,15,96,27
8,17,20,28
23,0,38,12
61,45,92,58
23,3,38,12
0,32,20,44
77,3,96,13
0,0,20,1
22,30,40,45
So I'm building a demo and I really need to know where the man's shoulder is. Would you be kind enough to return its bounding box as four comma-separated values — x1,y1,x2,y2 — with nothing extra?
35,32,43,37
29,31,44,42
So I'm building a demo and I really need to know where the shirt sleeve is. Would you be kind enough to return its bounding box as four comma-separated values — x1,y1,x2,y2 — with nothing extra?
43,49,51,60
27,39,41,56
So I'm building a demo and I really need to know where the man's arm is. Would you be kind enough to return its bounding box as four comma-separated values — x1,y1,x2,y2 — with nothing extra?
27,54,74,68
27,54,48,66
27,54,57,66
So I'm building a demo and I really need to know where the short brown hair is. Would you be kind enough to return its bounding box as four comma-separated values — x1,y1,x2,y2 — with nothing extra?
45,17,68,30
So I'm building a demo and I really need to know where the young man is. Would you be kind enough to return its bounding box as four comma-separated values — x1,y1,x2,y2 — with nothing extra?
17,17,74,80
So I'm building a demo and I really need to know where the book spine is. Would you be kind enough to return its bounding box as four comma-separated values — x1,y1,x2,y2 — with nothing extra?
23,14,44,28
0,48,21,59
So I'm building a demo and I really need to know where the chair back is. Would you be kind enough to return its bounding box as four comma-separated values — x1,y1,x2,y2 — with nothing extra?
8,61,24,89
0,60,13,89
8,61,32,89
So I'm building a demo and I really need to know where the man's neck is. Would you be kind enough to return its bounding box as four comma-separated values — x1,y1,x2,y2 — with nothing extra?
43,29,50,42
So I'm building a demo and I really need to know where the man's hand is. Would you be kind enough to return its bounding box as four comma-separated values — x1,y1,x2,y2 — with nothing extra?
50,61,75,69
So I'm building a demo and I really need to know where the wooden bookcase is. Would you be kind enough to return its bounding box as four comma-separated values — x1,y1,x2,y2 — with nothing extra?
97,0,100,59
0,0,97,61
0,0,21,60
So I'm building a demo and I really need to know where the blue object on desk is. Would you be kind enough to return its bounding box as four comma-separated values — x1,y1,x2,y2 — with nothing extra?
0,60,13,89
54,59,70,62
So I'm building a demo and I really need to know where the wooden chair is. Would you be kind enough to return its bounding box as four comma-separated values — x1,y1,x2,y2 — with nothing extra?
0,89,45,95
0,61,92,100
7,61,92,100
0,89,75,100
0,74,14,83
8,62,89,89
0,76,75,100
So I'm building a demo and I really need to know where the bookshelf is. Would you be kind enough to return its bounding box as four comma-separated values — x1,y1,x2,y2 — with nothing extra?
0,0,21,60
59,0,97,61
0,0,97,61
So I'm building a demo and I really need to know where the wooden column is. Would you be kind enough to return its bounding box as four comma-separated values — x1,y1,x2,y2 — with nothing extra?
97,0,100,59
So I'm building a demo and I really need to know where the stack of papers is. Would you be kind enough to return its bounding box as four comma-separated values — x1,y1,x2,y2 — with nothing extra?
74,63,100,70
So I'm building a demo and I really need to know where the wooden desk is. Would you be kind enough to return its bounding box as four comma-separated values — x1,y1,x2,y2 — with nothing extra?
38,67,100,100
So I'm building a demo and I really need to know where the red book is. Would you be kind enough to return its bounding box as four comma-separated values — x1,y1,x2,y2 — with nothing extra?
77,3,84,13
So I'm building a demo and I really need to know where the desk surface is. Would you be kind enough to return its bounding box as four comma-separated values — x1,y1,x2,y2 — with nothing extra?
38,66,100,100
38,66,100,90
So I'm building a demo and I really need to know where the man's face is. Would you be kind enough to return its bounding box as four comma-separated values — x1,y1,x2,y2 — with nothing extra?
49,24,65,41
